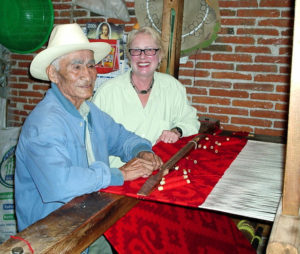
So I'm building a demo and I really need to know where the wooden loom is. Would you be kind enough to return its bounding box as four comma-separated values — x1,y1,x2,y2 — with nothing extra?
0,131,284,253
266,0,300,253
0,0,299,253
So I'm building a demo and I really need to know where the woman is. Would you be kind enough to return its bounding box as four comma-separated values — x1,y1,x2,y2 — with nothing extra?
93,26,200,168
98,23,110,40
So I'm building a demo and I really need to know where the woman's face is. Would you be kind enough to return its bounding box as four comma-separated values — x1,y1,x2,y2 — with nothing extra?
130,33,161,78
102,25,109,36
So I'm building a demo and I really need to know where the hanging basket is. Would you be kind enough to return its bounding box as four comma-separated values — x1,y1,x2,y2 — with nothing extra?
0,0,54,54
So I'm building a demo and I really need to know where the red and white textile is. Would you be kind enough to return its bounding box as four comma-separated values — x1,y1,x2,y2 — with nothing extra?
102,133,255,254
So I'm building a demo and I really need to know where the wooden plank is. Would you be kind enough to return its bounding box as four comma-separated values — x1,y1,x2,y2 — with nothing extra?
159,0,184,78
137,134,207,196
267,199,300,254
282,0,300,215
220,130,285,144
266,1,300,252
0,192,138,253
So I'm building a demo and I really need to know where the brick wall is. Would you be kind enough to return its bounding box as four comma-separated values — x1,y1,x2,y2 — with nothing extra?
6,0,294,137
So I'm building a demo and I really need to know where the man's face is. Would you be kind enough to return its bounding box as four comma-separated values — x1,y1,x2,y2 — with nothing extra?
50,50,97,108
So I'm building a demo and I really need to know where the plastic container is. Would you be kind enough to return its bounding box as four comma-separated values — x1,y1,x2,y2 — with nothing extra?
0,0,54,54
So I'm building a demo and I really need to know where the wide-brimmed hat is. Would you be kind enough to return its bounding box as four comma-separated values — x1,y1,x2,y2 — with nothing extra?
30,23,111,81
134,0,220,56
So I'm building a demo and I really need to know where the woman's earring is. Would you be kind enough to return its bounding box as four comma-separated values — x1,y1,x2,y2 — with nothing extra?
157,61,161,70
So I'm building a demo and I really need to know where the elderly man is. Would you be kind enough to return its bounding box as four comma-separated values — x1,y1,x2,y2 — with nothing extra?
15,23,162,253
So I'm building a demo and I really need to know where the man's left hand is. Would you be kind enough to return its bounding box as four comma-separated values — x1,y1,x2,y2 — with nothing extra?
137,151,163,171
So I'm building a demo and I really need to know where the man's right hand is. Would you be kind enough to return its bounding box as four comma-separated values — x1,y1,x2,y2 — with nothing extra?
120,157,159,181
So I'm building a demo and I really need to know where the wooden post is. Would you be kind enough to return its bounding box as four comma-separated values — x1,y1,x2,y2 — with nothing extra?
267,199,300,254
282,0,300,216
159,0,184,78
267,0,300,253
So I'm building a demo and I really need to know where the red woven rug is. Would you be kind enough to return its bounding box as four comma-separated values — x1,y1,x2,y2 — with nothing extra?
102,133,255,254
105,201,256,254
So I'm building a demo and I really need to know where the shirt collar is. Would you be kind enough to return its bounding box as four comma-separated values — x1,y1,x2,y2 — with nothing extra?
78,101,90,119
51,82,83,119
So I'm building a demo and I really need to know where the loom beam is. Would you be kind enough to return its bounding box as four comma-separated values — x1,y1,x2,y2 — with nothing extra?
0,192,139,253
137,133,207,196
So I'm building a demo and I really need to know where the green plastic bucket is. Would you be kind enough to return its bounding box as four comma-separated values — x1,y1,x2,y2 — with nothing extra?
0,0,54,54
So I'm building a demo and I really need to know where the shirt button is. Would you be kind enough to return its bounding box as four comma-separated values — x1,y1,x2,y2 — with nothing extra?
80,122,83,127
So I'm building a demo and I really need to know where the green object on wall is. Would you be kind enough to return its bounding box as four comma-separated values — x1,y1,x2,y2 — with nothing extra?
0,0,54,54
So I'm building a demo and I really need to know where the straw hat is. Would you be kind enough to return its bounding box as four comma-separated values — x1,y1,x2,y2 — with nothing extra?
30,23,111,81
134,0,220,56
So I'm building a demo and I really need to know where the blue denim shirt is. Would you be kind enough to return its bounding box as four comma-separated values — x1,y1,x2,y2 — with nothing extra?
15,83,152,231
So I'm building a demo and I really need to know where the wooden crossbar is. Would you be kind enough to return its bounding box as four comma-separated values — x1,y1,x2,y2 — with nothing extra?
0,193,138,253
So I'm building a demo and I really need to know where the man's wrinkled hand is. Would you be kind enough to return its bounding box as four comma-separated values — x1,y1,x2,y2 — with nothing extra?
136,151,163,170
120,153,162,181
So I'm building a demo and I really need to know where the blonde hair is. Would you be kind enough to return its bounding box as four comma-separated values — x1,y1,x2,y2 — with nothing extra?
126,26,165,64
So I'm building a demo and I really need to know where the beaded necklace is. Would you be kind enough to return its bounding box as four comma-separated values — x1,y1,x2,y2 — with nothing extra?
130,72,154,94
